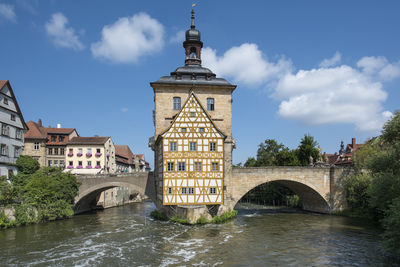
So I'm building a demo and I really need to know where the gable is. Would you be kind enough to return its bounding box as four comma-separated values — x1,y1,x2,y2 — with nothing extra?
161,93,225,139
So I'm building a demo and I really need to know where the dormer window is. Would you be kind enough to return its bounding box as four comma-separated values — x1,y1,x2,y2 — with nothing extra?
3,98,8,105
173,97,181,110
207,98,215,111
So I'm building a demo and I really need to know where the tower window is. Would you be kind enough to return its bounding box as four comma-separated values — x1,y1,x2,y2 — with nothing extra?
210,142,216,152
188,188,194,194
169,142,177,151
178,162,185,171
181,128,187,133
194,162,202,172
181,187,187,194
210,188,216,194
167,162,174,171
168,187,172,194
199,128,205,132
173,97,181,110
189,142,196,151
211,162,219,171
190,112,195,117
207,98,215,111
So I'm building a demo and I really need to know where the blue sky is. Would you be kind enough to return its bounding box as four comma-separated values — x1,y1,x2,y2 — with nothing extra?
1,0,400,167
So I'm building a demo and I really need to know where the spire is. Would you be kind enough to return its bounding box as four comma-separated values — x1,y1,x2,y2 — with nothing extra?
191,9,195,29
183,5,203,65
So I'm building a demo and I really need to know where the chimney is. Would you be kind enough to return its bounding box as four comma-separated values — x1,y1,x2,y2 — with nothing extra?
57,123,61,128
352,138,356,147
38,119,42,127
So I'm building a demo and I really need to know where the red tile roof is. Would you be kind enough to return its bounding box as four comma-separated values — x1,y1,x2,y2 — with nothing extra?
42,128,76,134
68,136,110,145
115,145,135,165
0,80,7,88
25,121,46,139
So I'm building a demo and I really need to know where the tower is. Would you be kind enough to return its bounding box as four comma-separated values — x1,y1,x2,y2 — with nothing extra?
149,9,236,216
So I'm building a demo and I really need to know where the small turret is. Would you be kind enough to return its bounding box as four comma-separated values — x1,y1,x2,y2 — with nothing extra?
183,9,203,65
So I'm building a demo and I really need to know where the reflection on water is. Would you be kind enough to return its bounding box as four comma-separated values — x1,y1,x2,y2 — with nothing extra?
0,200,397,266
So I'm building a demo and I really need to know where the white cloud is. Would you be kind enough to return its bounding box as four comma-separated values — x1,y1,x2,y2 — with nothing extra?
169,30,185,44
275,65,391,131
357,56,400,81
202,44,397,132
121,107,128,112
45,13,84,51
0,3,16,22
91,12,164,63
202,43,293,87
319,51,341,68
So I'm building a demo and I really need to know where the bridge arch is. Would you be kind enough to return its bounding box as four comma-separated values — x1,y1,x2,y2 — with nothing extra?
74,182,144,214
230,167,332,213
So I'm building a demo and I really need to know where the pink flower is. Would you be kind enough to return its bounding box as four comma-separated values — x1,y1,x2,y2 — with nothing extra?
77,165,83,169
86,153,92,157
86,165,92,169
77,153,82,157
67,153,73,157
67,165,73,169
95,152,102,157
106,153,110,157
95,165,101,169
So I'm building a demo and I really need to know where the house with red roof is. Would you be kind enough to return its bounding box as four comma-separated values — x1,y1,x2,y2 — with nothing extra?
24,119,78,167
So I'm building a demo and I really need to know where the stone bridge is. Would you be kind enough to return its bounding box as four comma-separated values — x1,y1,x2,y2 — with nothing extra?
221,166,350,213
73,166,350,214
74,172,155,214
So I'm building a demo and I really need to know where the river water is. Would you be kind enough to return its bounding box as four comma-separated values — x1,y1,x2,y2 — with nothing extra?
0,201,397,266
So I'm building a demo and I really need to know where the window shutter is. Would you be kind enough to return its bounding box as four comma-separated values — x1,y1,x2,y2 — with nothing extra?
5,145,9,157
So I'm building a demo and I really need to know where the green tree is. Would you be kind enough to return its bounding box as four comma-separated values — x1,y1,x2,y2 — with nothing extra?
382,197,400,254
256,139,285,166
244,157,258,167
0,176,17,206
15,155,40,175
296,134,320,166
275,148,300,166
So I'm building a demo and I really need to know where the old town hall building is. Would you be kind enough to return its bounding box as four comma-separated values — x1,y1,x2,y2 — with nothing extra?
149,10,236,208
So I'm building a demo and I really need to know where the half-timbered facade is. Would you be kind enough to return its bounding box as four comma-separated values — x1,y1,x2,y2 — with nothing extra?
161,93,225,205
149,9,236,210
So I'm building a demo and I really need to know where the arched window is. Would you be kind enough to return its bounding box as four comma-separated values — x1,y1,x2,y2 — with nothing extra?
173,97,181,110
190,47,197,59
207,98,215,111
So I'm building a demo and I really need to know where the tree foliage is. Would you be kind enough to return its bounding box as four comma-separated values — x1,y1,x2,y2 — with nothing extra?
297,134,320,166
15,155,40,175
0,157,81,228
342,111,400,254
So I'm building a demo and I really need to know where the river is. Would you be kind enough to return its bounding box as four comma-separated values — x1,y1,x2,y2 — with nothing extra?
0,201,397,266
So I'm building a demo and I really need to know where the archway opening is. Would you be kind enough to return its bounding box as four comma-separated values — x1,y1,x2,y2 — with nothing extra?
234,180,330,214
74,185,144,214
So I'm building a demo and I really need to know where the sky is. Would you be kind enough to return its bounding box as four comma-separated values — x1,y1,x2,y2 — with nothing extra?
1,0,399,167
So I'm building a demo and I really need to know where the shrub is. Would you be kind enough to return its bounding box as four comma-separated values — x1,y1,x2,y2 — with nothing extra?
150,210,168,221
210,210,237,224
14,204,38,225
170,214,190,224
382,197,400,254
196,215,208,224
0,210,16,229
